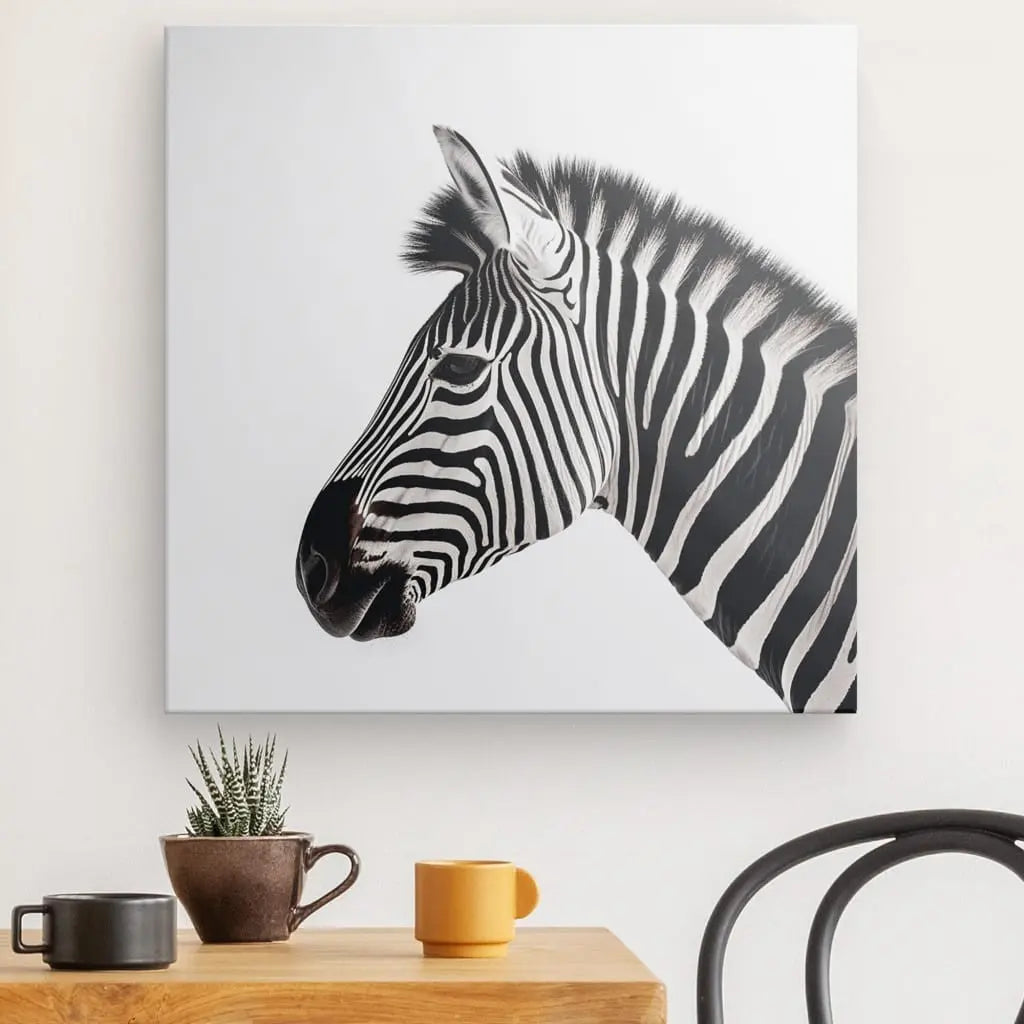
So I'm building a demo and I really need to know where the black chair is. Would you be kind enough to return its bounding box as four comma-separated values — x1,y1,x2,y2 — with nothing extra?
697,810,1024,1023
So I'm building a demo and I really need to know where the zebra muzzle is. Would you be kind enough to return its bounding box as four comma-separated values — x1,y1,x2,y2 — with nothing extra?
296,477,415,641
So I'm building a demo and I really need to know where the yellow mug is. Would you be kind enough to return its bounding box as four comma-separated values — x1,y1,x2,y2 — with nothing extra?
414,860,540,958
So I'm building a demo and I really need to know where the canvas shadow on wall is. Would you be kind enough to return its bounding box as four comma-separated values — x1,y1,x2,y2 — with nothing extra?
166,25,857,713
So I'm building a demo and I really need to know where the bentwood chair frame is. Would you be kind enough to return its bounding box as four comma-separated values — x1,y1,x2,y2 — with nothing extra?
696,809,1024,1023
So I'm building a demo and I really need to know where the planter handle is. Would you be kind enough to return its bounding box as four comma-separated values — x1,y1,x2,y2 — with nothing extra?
289,843,361,932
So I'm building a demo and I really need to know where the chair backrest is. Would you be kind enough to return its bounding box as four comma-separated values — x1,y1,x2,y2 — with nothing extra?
696,809,1024,1024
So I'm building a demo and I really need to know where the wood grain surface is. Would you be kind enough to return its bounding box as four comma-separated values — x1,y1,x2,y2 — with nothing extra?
0,927,666,1023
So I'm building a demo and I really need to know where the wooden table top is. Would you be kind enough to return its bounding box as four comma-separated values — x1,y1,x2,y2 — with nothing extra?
0,927,666,1023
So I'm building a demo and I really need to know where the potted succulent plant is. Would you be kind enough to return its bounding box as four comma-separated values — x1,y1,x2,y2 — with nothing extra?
161,729,359,943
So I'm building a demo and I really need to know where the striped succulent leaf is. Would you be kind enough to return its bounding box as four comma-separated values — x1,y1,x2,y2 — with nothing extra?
184,729,289,837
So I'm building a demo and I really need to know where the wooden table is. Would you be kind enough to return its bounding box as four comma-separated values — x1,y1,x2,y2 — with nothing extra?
0,927,666,1023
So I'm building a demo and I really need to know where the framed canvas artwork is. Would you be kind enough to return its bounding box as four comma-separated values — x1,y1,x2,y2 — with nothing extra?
166,25,857,712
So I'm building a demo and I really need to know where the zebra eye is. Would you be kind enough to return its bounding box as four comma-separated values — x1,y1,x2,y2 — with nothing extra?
431,353,488,387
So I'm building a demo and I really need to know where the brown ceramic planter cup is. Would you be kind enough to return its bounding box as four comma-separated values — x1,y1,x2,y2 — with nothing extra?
161,832,359,943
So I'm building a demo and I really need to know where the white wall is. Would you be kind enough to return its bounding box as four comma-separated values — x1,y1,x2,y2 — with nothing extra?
2,1,1023,1021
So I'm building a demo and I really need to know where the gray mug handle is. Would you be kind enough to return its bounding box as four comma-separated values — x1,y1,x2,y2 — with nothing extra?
11,905,49,954
288,844,360,932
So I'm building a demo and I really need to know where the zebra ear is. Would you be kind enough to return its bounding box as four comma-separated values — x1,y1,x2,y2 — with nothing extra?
433,126,564,270
433,125,511,252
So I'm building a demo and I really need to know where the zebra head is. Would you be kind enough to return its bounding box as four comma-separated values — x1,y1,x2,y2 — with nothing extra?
296,127,613,640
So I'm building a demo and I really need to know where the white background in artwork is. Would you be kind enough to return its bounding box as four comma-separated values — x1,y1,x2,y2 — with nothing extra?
166,25,856,711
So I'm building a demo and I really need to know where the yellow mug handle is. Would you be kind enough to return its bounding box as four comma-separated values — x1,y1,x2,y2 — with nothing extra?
515,867,540,919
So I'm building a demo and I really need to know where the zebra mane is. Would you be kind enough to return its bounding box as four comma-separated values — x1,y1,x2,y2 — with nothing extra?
402,150,853,327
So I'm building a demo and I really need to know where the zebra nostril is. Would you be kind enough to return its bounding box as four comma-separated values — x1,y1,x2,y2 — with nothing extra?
302,547,330,606
297,476,365,611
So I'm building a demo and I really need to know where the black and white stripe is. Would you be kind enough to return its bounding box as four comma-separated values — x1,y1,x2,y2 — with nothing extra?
297,126,856,712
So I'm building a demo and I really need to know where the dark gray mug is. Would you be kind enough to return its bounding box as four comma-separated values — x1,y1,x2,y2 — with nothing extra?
11,893,176,970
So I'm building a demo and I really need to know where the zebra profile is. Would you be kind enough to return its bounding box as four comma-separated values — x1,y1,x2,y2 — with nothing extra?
296,126,857,713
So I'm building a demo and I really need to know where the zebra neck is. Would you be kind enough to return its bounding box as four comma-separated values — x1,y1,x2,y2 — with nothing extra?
592,256,857,710
594,258,844,560
593,255,744,560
